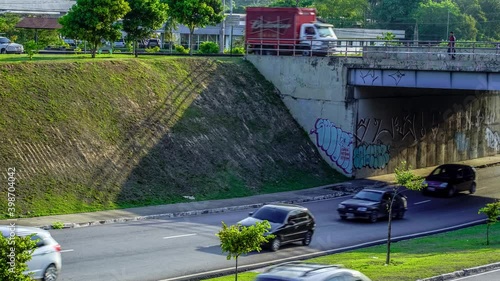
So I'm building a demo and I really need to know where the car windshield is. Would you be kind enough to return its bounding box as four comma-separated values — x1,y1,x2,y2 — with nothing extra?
431,166,457,178
252,206,288,224
0,37,11,44
352,190,383,202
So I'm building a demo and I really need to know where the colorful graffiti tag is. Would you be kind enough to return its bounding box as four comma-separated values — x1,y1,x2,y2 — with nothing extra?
485,128,500,151
310,119,353,174
353,143,390,170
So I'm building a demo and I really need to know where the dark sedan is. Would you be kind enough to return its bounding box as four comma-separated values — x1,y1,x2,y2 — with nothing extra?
422,164,476,197
337,188,407,223
237,203,316,251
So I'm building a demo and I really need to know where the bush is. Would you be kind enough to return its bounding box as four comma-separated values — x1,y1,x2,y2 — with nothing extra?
198,41,219,54
0,232,36,281
224,47,245,55
145,46,160,53
23,40,39,60
175,45,189,54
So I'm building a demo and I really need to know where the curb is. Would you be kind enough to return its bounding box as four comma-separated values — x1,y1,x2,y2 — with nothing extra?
39,189,357,230
34,181,389,230
416,262,500,281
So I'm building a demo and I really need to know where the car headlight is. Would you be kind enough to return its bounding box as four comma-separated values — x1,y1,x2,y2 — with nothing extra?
357,207,367,212
338,204,345,209
439,182,448,188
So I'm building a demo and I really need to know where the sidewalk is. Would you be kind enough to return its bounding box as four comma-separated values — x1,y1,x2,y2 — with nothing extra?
2,155,500,230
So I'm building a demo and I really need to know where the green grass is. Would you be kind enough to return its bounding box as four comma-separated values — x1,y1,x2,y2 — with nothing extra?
205,223,500,281
0,54,346,218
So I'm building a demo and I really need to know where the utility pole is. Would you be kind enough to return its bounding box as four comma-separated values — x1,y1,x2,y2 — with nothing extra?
219,0,225,53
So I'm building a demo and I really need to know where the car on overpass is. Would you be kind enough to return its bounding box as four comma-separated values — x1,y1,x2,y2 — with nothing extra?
237,203,316,251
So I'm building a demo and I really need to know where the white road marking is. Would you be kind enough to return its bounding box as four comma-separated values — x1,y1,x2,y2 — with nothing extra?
162,233,197,239
414,200,431,205
60,249,74,253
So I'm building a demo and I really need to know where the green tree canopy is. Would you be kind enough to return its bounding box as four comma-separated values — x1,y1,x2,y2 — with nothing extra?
58,0,131,58
216,221,273,281
413,0,477,41
122,0,169,57
315,0,368,27
371,0,422,39
166,0,224,54
0,233,37,281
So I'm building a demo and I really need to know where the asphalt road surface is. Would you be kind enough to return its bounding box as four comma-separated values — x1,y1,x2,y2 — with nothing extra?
52,166,500,281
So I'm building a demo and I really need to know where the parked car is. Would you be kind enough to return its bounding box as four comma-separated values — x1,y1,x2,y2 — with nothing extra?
63,38,77,48
237,203,316,251
113,38,126,48
254,262,372,281
0,36,24,54
422,164,476,197
0,225,61,281
147,38,161,48
337,188,407,223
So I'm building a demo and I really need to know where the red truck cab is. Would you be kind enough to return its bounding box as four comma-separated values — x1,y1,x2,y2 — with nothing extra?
246,7,338,56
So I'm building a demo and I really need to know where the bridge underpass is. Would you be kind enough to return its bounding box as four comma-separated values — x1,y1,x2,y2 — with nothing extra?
246,55,500,178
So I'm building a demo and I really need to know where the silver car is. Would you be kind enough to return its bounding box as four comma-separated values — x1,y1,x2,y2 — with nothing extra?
0,36,24,54
255,262,372,281
0,225,62,281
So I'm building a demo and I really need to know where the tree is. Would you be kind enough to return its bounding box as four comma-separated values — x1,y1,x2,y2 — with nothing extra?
478,0,500,41
166,0,224,55
478,200,500,245
0,233,36,281
216,221,274,281
122,0,168,57
413,0,477,41
315,0,369,27
58,0,131,58
386,161,425,265
371,0,422,39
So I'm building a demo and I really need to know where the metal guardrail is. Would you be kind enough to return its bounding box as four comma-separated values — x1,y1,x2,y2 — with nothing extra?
245,38,500,60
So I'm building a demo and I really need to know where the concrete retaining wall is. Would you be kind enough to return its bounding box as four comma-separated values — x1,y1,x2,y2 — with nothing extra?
247,55,500,178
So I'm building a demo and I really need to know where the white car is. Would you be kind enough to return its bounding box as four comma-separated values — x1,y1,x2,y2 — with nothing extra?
113,38,126,48
0,225,62,281
255,262,372,281
0,36,24,54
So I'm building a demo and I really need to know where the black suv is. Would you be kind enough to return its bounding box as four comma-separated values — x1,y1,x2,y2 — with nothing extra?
237,203,316,251
337,188,407,223
422,164,476,197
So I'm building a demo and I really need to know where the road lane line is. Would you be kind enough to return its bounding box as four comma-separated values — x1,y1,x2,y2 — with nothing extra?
414,200,431,205
163,233,197,239
60,249,74,253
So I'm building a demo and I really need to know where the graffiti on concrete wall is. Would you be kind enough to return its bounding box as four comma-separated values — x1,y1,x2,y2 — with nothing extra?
454,132,469,152
355,113,429,144
353,143,390,169
485,128,500,151
310,118,353,174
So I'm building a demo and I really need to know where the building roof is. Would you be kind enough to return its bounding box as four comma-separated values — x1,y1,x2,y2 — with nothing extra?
0,0,75,13
15,17,62,29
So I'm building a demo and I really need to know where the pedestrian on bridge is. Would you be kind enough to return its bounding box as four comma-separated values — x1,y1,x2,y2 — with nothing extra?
448,31,456,59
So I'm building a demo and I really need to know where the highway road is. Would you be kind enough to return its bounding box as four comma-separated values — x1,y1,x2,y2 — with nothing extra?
52,166,500,281
450,269,500,281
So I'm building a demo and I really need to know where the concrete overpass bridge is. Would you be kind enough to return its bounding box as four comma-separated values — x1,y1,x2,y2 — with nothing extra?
246,47,500,178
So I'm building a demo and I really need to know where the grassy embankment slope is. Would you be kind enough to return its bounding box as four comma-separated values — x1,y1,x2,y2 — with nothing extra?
0,55,345,218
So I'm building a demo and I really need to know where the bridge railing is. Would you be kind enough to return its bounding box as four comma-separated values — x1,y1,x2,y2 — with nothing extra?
245,38,500,61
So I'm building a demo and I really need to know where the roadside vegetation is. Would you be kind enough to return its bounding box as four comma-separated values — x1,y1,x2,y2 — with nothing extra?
206,223,500,281
0,55,345,219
